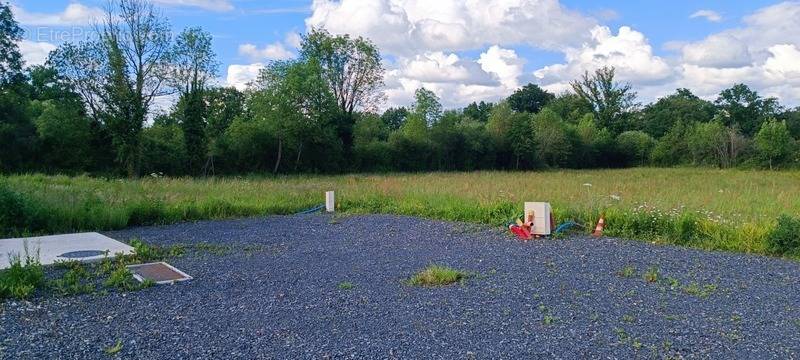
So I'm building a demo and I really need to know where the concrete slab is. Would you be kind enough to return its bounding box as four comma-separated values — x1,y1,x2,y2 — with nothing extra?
0,232,134,269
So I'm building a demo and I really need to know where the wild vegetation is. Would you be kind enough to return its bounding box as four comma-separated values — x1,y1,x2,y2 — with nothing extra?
1,1,799,261
1,168,799,258
1,1,799,178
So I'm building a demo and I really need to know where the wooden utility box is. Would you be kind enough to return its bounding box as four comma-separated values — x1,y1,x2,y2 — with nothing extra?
524,202,552,235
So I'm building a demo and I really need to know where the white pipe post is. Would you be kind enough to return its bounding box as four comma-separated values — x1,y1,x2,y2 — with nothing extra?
325,191,335,212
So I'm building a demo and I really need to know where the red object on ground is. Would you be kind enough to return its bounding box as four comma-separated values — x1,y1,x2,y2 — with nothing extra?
592,216,605,237
509,224,532,240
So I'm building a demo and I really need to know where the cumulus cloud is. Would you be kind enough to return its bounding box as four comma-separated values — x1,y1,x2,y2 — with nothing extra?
305,0,596,56
534,26,672,94
11,3,105,26
690,10,723,23
152,0,234,12
671,2,800,103
18,40,57,66
681,34,752,68
226,63,264,91
238,43,295,62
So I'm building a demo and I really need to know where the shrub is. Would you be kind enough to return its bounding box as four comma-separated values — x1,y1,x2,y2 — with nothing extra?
0,182,30,235
767,215,800,256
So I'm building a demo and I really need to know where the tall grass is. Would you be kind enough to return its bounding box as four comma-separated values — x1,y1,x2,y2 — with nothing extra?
1,168,799,257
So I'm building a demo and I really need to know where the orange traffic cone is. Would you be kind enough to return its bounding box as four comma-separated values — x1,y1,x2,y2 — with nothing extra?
592,216,605,237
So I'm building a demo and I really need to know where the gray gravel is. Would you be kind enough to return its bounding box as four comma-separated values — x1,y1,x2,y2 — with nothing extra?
2,214,800,359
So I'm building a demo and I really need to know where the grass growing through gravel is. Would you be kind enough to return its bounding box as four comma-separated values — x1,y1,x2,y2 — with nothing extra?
338,281,355,290
405,265,468,287
3,168,800,258
0,246,45,300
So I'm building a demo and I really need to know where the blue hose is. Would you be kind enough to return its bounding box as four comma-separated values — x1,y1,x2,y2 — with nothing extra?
554,221,583,234
296,204,325,215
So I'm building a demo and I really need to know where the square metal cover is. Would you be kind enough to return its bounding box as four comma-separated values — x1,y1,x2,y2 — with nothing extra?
127,262,192,284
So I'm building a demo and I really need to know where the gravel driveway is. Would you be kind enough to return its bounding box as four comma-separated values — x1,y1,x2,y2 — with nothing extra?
2,214,800,359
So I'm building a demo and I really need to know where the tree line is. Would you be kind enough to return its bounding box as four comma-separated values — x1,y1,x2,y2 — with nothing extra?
1,0,799,177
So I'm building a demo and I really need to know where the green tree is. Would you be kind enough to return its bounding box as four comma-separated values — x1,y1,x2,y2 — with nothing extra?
687,120,747,168
715,84,780,136
543,93,593,124
508,83,554,113
754,119,794,169
51,0,173,177
616,131,655,166
253,59,338,173
650,121,691,166
463,101,493,122
0,3,24,85
300,28,385,155
641,88,715,138
170,27,218,174
412,87,442,126
571,66,638,134
380,107,408,130
0,4,36,172
571,114,613,167
532,109,571,167
205,87,244,174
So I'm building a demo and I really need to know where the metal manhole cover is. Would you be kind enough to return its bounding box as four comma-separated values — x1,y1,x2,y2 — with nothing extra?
59,250,107,259
126,262,193,284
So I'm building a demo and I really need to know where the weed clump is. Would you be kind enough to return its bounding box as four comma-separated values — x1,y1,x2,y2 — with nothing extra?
767,215,800,256
406,264,468,287
0,250,45,300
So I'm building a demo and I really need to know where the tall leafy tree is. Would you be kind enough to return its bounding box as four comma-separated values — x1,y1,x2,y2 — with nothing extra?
51,0,173,177
380,107,408,130
715,84,780,137
532,109,571,167
0,3,23,85
754,119,794,169
412,87,442,126
0,4,36,172
463,101,494,122
571,66,638,134
508,84,554,114
253,59,338,173
641,88,715,138
169,27,218,174
299,28,385,155
205,87,244,174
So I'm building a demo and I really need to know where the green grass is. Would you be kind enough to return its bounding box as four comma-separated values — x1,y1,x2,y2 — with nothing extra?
405,264,468,287
0,246,45,300
104,339,123,356
2,168,800,257
338,281,355,290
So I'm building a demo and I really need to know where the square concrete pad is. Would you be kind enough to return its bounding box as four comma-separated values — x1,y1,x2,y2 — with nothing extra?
0,232,134,269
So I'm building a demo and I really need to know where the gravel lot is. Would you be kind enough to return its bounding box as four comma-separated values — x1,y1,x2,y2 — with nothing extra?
2,214,800,359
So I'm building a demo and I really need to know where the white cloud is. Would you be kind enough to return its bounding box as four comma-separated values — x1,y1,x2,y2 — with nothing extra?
670,2,800,104
306,0,596,56
18,40,57,66
690,10,723,23
285,32,303,49
238,43,295,62
152,0,234,12
226,64,264,91
11,3,104,26
298,1,800,108
534,26,672,94
478,46,525,89
681,33,752,68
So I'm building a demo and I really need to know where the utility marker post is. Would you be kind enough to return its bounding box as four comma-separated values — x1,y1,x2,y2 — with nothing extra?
325,191,335,213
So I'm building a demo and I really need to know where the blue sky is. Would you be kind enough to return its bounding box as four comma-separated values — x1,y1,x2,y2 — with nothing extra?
9,0,800,108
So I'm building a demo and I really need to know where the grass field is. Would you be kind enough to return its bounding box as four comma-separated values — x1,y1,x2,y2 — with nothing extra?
2,168,800,257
